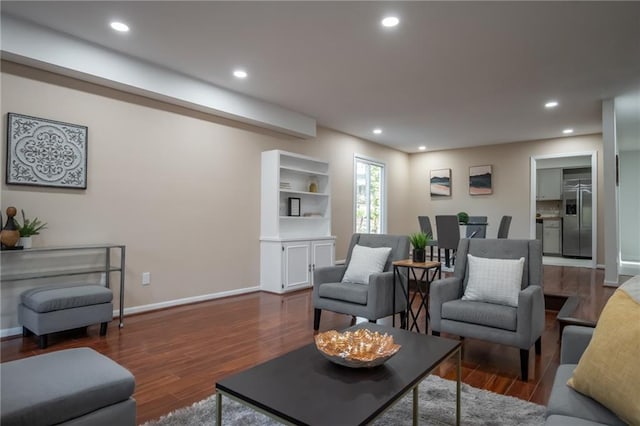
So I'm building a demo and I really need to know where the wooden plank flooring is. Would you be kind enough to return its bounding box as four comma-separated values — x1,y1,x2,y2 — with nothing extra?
0,265,616,424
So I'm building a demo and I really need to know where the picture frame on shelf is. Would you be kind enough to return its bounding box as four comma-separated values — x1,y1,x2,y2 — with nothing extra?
469,165,493,195
430,168,451,197
288,197,301,216
6,113,88,189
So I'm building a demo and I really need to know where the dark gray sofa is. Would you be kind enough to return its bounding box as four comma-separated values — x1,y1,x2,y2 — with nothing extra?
545,326,626,425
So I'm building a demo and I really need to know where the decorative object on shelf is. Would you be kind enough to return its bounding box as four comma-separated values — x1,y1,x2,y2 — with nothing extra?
469,165,493,195
16,209,47,249
308,176,318,193
314,328,401,368
430,168,451,197
288,197,301,216
1,207,22,249
6,113,88,189
409,231,430,263
457,212,469,224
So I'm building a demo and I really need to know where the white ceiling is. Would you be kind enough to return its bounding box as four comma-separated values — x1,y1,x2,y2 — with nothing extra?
2,1,640,153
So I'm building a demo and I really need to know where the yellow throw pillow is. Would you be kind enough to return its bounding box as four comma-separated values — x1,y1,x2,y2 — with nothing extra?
567,276,640,425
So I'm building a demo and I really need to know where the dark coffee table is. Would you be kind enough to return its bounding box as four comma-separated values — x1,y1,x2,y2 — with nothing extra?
216,323,461,425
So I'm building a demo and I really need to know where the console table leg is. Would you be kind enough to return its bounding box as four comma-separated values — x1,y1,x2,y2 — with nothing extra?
217,392,222,425
456,347,461,426
413,386,418,426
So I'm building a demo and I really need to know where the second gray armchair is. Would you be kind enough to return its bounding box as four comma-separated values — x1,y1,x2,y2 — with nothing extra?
313,233,410,330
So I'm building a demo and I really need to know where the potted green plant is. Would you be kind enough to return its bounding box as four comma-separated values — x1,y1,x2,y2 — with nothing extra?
16,209,47,249
409,231,430,263
457,211,469,224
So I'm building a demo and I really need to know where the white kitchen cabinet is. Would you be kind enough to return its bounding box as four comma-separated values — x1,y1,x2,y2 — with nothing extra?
537,168,563,200
543,219,562,255
260,150,335,293
260,238,335,293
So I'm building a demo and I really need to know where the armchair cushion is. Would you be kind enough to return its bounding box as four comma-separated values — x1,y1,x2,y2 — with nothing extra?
567,276,640,425
318,282,368,305
442,299,517,331
462,254,524,307
342,244,391,284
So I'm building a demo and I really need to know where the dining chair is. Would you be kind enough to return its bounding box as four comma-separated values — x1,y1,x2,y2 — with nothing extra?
435,215,460,268
497,215,512,238
465,215,487,238
417,216,439,260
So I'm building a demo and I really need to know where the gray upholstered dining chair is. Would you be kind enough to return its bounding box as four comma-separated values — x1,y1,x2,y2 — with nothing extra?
497,215,512,238
418,216,439,260
312,233,410,330
465,216,487,238
429,238,544,381
435,215,460,268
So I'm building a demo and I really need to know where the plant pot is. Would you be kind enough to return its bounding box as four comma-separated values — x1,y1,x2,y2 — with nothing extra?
412,248,426,263
19,236,32,249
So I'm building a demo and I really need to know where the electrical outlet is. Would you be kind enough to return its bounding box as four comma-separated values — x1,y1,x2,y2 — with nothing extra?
142,272,151,286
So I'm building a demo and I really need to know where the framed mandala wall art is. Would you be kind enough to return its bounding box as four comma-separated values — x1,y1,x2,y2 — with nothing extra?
6,113,88,189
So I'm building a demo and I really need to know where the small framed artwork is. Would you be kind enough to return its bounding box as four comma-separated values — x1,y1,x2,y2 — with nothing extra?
6,113,88,189
288,197,301,216
430,168,451,197
469,165,492,195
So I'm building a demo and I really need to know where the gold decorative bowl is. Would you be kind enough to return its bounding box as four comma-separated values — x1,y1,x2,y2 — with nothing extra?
314,329,401,368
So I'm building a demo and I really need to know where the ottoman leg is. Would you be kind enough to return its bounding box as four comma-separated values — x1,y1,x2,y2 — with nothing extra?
100,322,108,336
38,334,48,349
22,327,32,337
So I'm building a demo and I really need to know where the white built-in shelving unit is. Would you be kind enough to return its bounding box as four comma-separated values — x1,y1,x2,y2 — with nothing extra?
260,150,335,293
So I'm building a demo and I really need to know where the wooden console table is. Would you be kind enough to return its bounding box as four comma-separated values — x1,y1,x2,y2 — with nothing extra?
0,244,126,327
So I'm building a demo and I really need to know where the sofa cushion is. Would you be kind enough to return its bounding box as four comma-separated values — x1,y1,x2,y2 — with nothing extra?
0,348,135,426
567,276,640,425
21,285,113,313
318,282,368,305
547,364,627,426
441,299,517,331
462,254,524,307
342,244,391,284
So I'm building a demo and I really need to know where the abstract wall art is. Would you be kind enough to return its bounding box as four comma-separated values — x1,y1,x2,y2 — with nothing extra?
469,165,492,195
6,113,88,189
430,168,451,197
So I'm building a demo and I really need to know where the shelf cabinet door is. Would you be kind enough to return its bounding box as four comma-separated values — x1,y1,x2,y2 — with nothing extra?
311,240,335,276
282,241,311,290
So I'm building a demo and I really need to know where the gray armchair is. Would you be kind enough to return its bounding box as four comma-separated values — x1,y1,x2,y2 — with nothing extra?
313,233,410,330
429,238,545,381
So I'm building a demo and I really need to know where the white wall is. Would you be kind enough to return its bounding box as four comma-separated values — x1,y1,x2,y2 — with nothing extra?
619,150,640,262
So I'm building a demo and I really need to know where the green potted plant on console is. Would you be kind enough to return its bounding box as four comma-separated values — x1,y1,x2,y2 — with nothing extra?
17,209,47,249
409,231,430,263
457,211,469,224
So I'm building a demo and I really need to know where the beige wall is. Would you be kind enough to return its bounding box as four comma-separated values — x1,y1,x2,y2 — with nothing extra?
0,61,411,328
407,134,605,264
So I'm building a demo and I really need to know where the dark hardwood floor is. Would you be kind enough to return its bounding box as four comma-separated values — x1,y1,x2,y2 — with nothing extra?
1,265,617,424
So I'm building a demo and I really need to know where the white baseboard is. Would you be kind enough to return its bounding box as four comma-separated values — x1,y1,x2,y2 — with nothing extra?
620,262,640,277
1,286,261,338
604,279,620,287
596,264,605,269
1,327,23,338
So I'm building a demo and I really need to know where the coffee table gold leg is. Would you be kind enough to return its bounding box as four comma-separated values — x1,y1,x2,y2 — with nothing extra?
413,386,418,426
456,347,461,426
217,392,222,425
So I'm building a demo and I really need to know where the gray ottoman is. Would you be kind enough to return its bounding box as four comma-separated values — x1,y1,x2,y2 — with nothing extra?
19,285,113,349
0,348,136,426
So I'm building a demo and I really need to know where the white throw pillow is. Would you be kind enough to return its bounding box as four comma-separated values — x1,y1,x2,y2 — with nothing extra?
342,245,392,285
462,254,525,307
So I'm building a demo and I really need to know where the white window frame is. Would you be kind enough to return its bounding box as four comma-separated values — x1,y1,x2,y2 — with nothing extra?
353,154,387,234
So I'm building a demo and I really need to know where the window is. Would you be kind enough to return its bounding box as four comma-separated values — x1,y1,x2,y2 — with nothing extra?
354,155,386,234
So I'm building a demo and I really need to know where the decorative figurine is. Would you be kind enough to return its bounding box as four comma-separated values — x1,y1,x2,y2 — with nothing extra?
1,207,21,248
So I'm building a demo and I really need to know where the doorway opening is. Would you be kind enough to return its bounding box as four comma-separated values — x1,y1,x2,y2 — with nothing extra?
530,152,597,269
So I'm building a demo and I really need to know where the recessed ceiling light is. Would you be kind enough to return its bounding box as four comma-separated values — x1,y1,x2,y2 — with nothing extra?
563,128,574,134
545,101,559,109
373,128,382,135
110,21,129,32
381,16,399,28
233,69,248,79
418,146,426,151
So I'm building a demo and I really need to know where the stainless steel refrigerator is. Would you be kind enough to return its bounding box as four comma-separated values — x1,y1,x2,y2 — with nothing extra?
562,170,592,258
